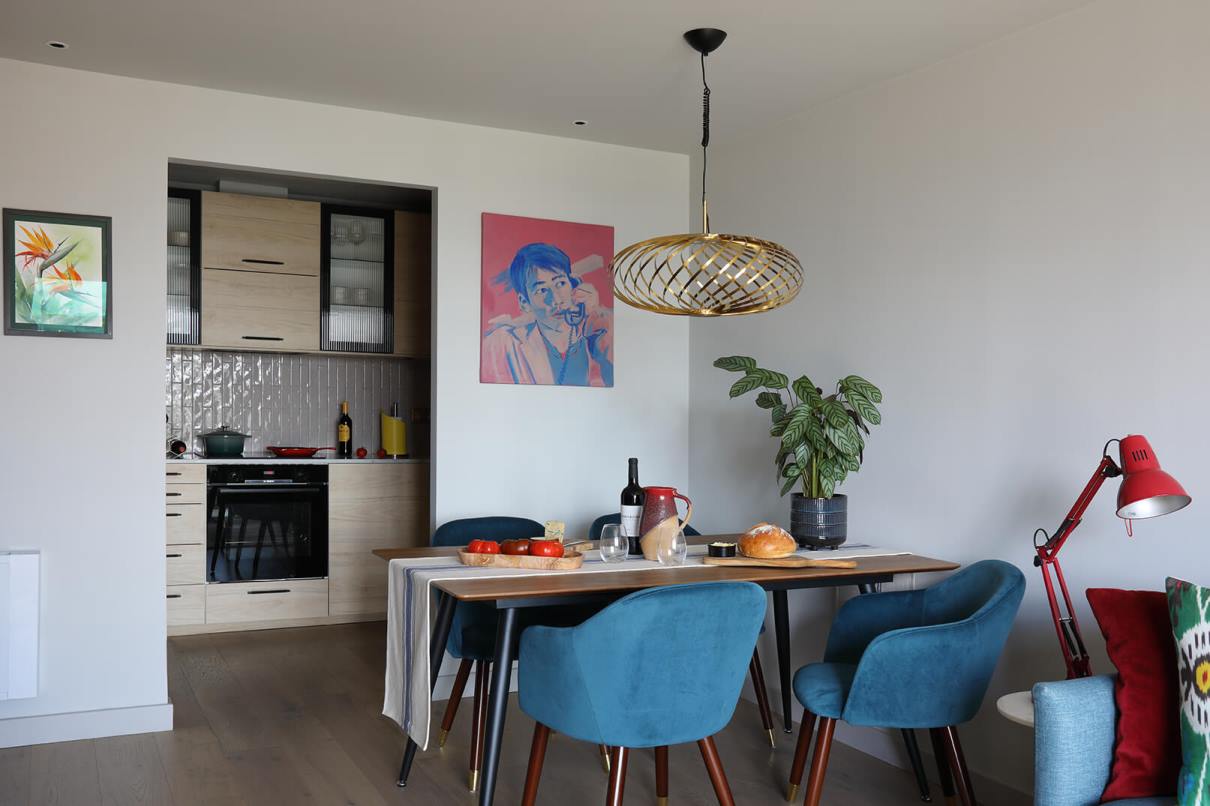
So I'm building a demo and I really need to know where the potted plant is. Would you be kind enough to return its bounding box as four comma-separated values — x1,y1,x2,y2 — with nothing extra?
714,356,883,549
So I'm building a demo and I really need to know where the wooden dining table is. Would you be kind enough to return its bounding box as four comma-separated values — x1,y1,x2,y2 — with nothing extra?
374,537,959,806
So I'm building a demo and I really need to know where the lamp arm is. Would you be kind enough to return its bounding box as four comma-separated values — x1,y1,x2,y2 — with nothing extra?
1034,454,1122,679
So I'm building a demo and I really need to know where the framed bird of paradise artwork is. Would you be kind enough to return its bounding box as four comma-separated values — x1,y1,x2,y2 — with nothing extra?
4,209,112,338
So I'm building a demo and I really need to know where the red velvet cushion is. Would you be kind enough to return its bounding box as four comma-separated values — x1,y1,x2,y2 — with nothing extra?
1086,588,1180,801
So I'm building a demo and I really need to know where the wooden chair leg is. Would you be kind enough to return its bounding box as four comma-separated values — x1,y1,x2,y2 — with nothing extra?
598,744,612,773
787,709,818,802
928,728,957,805
521,722,551,806
468,659,490,791
606,746,629,806
938,726,976,806
803,717,836,806
438,658,473,747
750,649,776,747
698,735,736,806
655,745,669,806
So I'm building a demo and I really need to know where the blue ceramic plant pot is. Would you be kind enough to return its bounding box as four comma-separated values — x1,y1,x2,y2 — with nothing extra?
790,493,847,550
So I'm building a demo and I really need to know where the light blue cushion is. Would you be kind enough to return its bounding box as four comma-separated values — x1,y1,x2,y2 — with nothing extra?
518,581,766,748
793,663,856,719
1033,675,1117,806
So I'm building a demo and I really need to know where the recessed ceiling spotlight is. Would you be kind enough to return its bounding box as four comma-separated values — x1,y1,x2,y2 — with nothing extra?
573,120,588,126
46,40,69,49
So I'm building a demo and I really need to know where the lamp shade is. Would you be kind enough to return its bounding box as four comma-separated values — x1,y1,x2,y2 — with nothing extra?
1116,434,1192,519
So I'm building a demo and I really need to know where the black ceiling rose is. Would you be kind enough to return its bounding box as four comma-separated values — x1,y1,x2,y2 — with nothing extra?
683,28,727,56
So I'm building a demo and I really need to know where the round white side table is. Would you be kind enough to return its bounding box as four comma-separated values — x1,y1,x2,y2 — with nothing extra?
996,690,1035,728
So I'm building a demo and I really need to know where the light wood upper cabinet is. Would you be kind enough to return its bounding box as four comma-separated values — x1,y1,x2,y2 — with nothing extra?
328,463,429,616
201,192,321,276
201,268,320,352
393,211,431,357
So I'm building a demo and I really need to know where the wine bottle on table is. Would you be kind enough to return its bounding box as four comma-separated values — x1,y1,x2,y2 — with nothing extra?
621,457,645,556
337,401,353,459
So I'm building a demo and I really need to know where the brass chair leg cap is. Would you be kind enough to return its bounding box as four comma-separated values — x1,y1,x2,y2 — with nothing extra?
437,729,449,748
767,728,776,748
657,798,669,806
786,783,800,802
468,770,479,792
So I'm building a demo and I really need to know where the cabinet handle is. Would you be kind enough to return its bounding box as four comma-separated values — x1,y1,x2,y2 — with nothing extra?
166,594,182,599
166,553,183,558
166,471,182,476
166,512,183,518
241,336,284,342
241,258,285,266
166,492,182,497
248,588,291,595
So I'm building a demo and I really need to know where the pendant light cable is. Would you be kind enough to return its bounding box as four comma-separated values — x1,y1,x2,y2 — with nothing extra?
700,52,710,233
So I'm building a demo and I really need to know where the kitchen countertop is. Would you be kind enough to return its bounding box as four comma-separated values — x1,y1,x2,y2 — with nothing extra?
168,455,428,465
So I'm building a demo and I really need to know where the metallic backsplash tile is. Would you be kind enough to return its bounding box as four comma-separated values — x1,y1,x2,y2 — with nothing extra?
166,349,429,456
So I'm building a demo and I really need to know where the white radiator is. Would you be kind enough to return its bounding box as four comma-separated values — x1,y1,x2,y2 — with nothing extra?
0,551,39,700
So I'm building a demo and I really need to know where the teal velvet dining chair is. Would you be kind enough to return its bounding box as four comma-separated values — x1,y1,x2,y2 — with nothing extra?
431,516,543,791
590,513,779,747
517,581,767,806
787,560,1025,806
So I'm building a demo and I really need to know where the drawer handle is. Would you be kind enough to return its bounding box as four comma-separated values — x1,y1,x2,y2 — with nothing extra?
166,594,182,599
241,258,285,266
248,588,291,595
167,471,182,476
241,336,284,342
166,512,183,518
167,492,183,497
166,553,183,558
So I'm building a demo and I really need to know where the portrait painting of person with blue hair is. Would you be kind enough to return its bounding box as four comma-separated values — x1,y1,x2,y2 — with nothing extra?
480,214,614,387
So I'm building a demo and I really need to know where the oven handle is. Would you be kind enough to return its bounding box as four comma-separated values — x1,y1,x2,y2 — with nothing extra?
209,485,326,493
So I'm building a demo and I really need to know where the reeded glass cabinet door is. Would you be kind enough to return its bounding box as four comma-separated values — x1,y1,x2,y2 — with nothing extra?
321,206,394,353
166,189,201,345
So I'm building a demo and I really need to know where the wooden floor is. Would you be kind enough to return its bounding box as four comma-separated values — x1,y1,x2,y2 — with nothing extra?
0,622,963,805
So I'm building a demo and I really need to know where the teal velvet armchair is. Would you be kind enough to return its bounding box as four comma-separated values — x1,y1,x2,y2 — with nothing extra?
788,559,1026,805
516,581,767,805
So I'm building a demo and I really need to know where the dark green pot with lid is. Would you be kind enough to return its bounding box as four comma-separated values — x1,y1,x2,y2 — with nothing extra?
199,425,249,458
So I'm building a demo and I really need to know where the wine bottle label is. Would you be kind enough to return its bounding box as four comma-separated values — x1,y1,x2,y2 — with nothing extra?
620,505,642,537
338,424,350,442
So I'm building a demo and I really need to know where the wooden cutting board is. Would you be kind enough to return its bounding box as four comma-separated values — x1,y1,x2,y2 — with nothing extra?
702,556,857,569
458,549,585,571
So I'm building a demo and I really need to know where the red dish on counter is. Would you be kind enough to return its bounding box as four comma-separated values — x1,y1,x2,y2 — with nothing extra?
265,446,336,458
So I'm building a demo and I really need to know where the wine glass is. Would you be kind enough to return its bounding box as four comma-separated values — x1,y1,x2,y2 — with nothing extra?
598,523,627,564
656,529,688,567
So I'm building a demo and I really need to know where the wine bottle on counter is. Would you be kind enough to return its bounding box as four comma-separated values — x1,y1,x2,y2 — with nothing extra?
337,401,353,459
621,457,645,556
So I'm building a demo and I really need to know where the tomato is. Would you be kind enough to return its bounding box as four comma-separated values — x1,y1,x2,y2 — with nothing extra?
501,539,531,556
466,539,501,554
529,539,564,559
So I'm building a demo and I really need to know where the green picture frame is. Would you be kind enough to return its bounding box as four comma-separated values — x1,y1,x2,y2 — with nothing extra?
4,208,112,339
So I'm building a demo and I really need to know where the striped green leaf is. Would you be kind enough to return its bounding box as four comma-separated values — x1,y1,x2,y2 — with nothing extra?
792,376,824,409
780,475,798,496
842,375,882,404
755,391,783,410
714,355,757,373
821,399,850,429
729,374,763,398
845,389,882,426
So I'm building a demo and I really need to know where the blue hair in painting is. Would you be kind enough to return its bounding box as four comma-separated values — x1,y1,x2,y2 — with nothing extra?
496,242,578,301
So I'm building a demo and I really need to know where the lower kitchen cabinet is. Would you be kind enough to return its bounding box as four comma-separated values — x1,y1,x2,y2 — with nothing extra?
165,463,206,627
328,463,428,616
205,578,329,624
166,585,206,627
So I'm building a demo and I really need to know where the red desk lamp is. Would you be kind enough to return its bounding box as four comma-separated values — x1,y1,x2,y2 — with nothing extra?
1034,434,1191,679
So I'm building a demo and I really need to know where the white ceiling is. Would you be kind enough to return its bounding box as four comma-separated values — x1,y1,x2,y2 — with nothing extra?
1,0,1092,153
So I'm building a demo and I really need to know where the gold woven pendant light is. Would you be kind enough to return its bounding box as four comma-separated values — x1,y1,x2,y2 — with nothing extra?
611,29,804,317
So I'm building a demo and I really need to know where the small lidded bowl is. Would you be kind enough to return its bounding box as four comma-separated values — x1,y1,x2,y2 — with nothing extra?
708,541,737,558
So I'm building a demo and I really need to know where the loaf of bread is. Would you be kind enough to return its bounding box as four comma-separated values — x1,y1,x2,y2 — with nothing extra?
738,523,797,559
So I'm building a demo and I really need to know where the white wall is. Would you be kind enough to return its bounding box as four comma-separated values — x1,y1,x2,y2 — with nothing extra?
688,0,1210,793
0,57,688,744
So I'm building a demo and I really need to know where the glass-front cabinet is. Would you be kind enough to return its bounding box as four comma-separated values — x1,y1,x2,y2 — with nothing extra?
321,205,394,353
166,189,201,345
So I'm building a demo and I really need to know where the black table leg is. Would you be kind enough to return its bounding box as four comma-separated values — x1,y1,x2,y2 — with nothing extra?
478,607,520,806
772,590,793,733
855,584,930,802
397,591,457,787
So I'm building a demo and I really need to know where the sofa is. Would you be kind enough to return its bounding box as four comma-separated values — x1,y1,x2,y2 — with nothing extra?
1033,676,1175,806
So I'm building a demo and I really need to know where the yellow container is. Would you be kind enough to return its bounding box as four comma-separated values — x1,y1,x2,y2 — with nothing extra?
381,412,407,458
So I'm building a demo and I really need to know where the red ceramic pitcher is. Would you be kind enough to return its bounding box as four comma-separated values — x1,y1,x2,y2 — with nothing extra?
639,486,693,538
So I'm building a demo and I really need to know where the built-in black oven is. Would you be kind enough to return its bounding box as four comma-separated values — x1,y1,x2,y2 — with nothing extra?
206,464,328,583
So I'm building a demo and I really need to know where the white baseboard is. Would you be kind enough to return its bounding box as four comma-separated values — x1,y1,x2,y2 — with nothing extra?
0,702,173,749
